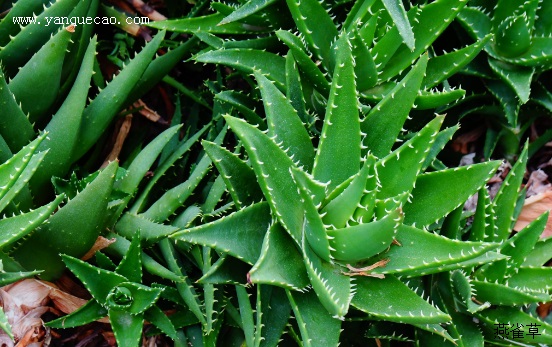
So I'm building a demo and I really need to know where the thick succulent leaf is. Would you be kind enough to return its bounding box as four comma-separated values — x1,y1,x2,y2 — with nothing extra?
144,305,178,340
0,151,46,215
109,308,144,347
172,202,270,265
377,115,443,199
107,282,163,315
524,237,552,267
476,307,552,344
30,37,97,197
505,267,552,292
286,290,341,347
46,300,108,329
488,58,534,104
498,37,552,68
195,49,286,89
0,70,35,153
370,225,499,276
450,270,490,314
378,0,468,81
61,255,127,305
256,71,314,171
0,270,43,287
258,286,290,347
219,0,278,24
214,91,265,128
472,280,550,305
105,232,181,283
349,26,378,91
492,143,528,241
291,168,331,262
235,285,255,347
403,160,500,227
313,33,361,191
202,141,262,209
158,239,206,326
0,195,63,248
75,31,165,160
12,161,118,280
361,54,428,158
115,125,181,196
321,159,373,229
352,276,450,324
493,14,532,58
327,208,402,262
276,30,330,95
116,213,179,247
414,323,456,344
249,223,310,290
0,0,50,46
301,235,351,318
141,127,226,222
407,251,507,278
115,232,142,283
415,88,466,109
381,0,415,50
0,134,45,210
482,211,548,281
224,115,303,244
486,79,519,128
285,52,309,125
285,0,337,70
198,255,250,285
130,122,212,214
469,188,496,242
148,12,268,34
0,0,83,75
423,35,491,88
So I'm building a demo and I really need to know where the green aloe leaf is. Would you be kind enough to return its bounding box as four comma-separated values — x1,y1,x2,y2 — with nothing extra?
472,280,550,305
202,141,263,209
352,276,450,324
109,308,144,347
362,54,428,158
301,235,351,318
492,142,528,241
287,290,341,347
276,30,330,95
249,223,310,290
376,115,444,199
171,202,271,265
148,12,268,34
321,162,371,229
313,32,360,191
0,195,63,248
327,208,402,262
46,300,108,329
370,225,499,276
285,0,337,71
255,71,314,171
381,0,415,50
61,255,127,305
224,115,303,244
403,160,500,227
195,49,286,89
12,161,118,280
291,168,331,262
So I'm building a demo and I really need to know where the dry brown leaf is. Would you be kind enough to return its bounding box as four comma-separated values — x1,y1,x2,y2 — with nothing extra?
81,236,117,261
514,190,552,238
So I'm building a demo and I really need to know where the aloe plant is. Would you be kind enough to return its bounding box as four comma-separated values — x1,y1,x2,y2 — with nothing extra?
1,0,551,345
449,0,552,159
163,27,549,345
